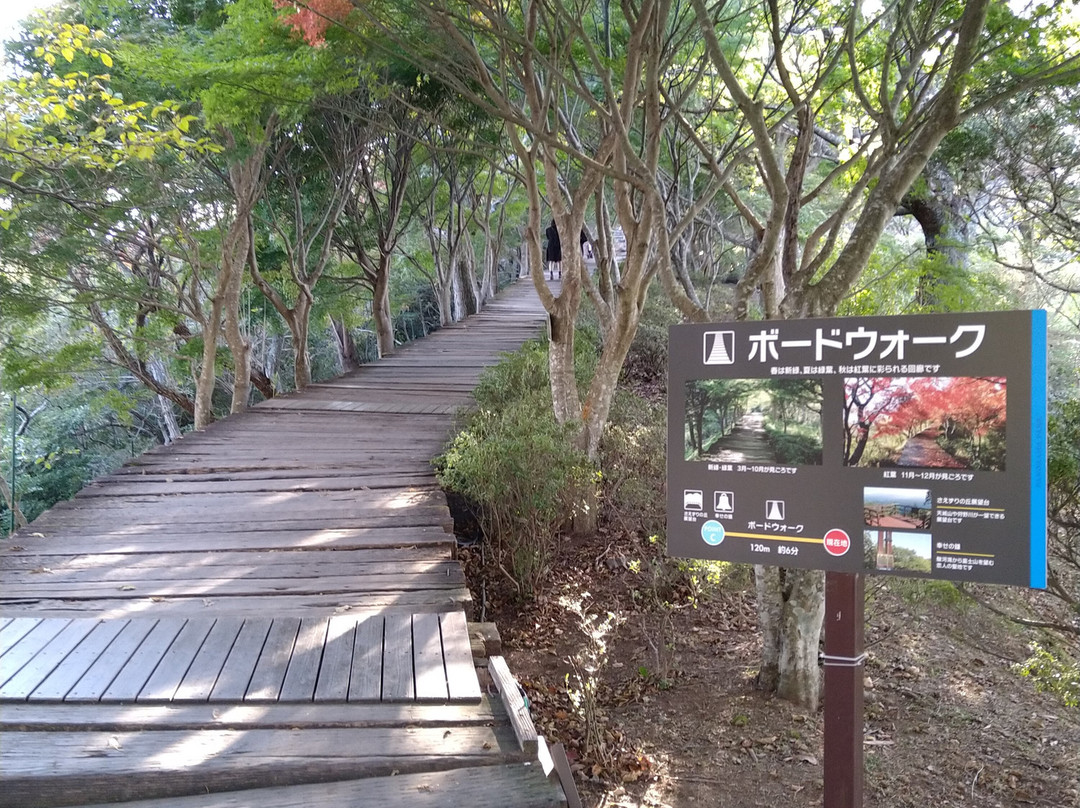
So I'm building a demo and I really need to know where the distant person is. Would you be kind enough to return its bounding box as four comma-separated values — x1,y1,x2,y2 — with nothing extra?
545,221,562,280
579,228,591,260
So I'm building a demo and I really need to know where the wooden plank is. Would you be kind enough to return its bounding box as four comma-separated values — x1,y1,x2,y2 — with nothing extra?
348,615,383,702
313,616,355,702
412,612,448,703
278,617,329,702
173,617,245,702
137,619,215,702
381,613,414,702
209,617,272,702
0,572,465,600
0,726,523,808
0,589,468,620
245,617,300,701
7,526,454,555
0,619,70,688
489,655,538,756
0,617,42,657
101,618,187,701
56,763,565,808
0,560,463,585
441,611,482,702
0,620,100,701
28,620,128,702
65,619,159,702
548,742,582,808
0,697,504,731
3,547,449,573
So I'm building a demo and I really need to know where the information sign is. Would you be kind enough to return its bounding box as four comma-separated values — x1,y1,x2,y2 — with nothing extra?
667,311,1047,588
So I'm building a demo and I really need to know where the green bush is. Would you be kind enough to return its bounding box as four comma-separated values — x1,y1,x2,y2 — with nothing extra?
437,340,593,598
1017,643,1080,708
764,427,823,465
601,391,668,538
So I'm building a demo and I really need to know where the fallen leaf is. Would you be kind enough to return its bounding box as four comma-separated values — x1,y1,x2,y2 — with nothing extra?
118,585,136,591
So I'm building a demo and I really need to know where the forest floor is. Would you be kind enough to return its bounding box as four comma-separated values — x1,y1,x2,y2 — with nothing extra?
461,533,1080,808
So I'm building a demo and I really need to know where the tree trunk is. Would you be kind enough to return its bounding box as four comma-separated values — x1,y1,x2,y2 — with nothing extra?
331,318,359,373
373,262,395,357
755,565,827,709
194,289,225,430
290,290,314,390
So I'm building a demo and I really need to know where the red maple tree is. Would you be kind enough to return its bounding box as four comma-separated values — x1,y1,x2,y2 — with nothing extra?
275,0,353,45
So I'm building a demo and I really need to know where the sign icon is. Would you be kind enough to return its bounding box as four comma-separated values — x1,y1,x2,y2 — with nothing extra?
703,331,736,365
714,491,734,512
823,528,851,556
701,520,726,546
683,490,704,510
766,500,786,520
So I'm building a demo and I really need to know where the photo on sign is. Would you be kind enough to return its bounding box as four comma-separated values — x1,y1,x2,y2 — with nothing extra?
863,487,933,530
843,376,1007,471
863,530,932,574
684,378,823,465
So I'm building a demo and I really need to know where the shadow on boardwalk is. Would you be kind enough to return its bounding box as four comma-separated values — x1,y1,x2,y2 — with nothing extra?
0,280,569,808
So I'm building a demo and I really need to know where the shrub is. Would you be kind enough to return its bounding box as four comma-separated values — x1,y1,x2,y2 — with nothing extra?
1017,643,1080,708
437,340,593,598
764,426,823,465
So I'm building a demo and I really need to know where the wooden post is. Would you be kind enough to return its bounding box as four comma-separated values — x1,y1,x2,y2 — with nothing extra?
823,571,865,808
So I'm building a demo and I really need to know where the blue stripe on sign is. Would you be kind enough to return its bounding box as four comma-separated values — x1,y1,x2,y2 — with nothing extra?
1029,310,1048,589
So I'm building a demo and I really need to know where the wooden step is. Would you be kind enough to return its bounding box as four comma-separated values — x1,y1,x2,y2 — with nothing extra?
60,763,566,808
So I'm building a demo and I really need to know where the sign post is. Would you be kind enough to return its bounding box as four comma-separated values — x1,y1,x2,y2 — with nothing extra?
667,310,1048,805
823,571,865,808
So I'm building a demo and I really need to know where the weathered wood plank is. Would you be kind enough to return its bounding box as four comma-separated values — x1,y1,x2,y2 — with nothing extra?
137,619,215,702
173,617,245,702
381,613,414,702
0,697,505,731
0,617,42,657
0,620,100,701
245,618,300,701
65,619,159,702
7,526,454,555
57,763,565,808
1,547,451,573
28,620,128,702
489,655,539,756
101,619,186,702
412,612,447,703
313,616,355,702
0,618,70,687
209,617,272,702
348,615,383,702
1,572,464,600
0,590,468,620
0,725,523,808
441,611,483,703
278,617,328,702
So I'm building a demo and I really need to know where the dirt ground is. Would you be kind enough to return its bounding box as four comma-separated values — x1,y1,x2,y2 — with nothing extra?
461,532,1080,808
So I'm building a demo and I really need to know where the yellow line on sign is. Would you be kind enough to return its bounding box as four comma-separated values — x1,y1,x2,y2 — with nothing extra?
941,506,1005,512
937,551,996,558
725,531,824,544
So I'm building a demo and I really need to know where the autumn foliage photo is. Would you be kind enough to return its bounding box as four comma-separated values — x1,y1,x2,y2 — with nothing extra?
843,376,1007,471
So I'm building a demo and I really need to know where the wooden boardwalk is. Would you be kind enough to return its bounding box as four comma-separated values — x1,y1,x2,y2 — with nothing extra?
0,281,568,807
